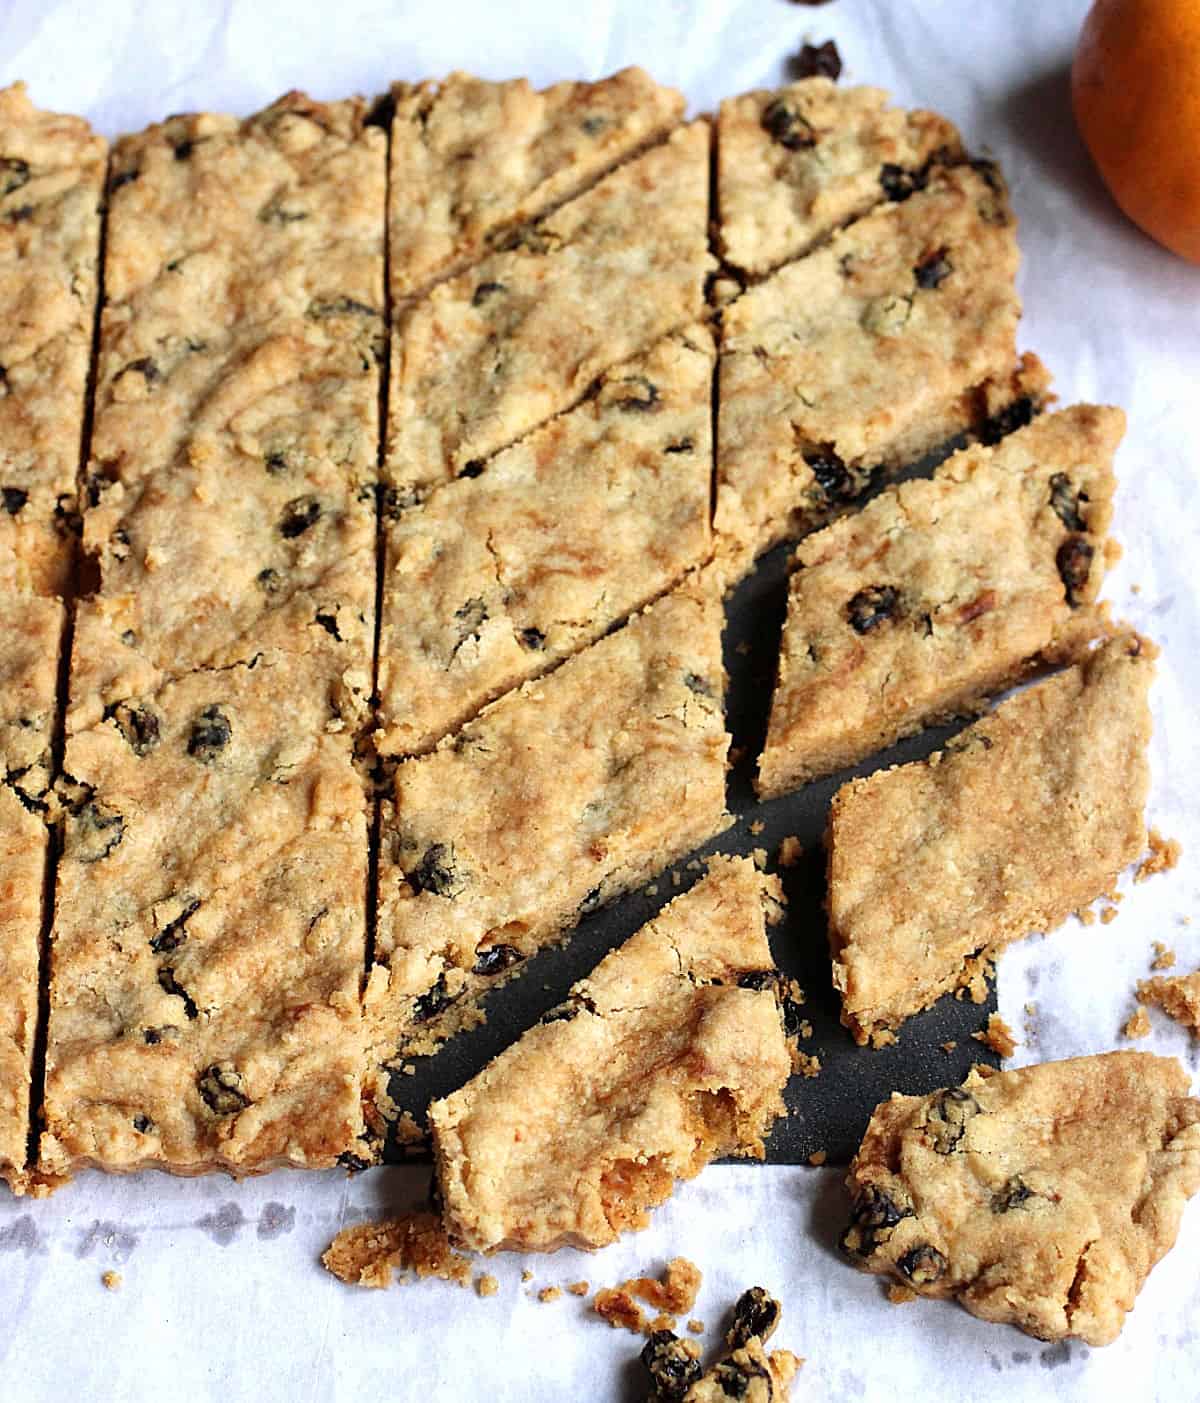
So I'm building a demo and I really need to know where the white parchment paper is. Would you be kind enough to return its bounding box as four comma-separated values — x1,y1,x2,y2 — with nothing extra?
2,1,1198,1399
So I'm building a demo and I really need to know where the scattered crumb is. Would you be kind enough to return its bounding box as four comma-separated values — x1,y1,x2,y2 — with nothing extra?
593,1288,645,1333
567,1281,589,1297
521,1269,534,1282
322,1214,472,1290
749,820,765,836
808,1150,827,1166
101,1271,122,1292
538,1286,562,1304
686,858,703,872
1123,1006,1152,1040
671,870,682,887
794,1052,822,1078
776,835,804,868
1137,970,1200,1035
1024,1002,1038,1016
688,1319,705,1335
593,1257,702,1335
1152,942,1177,971
476,1273,499,1298
751,847,768,870
1100,905,1119,925
393,1110,425,1146
869,1029,897,1049
1136,828,1182,883
646,883,658,897
888,1283,917,1305
401,1062,416,1076
940,1040,958,1054
1076,905,1096,926
972,1013,1018,1058
1131,583,1142,594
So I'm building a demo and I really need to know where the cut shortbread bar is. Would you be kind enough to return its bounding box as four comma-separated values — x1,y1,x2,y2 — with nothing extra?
386,120,714,498
714,160,1043,568
40,651,370,1179
826,633,1154,1044
390,67,685,297
429,855,791,1252
74,92,383,717
0,83,105,597
0,596,61,1192
757,405,1121,797
377,325,713,756
1138,971,1200,1036
842,1053,1200,1344
368,572,730,1064
717,77,962,276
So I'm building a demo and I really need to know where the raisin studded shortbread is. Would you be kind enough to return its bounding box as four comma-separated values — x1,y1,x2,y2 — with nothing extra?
367,571,730,1068
757,404,1121,798
389,67,685,296
429,856,791,1252
842,1053,1200,1344
714,159,1048,569
386,120,714,500
0,83,106,598
40,651,371,1180
377,325,713,756
717,77,962,276
826,633,1154,1044
0,596,61,1193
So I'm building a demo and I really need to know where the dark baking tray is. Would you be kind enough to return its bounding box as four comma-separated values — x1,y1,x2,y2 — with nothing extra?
380,458,1002,1169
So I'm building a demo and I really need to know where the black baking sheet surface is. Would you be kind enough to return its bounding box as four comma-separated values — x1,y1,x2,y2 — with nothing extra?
380,476,1003,1169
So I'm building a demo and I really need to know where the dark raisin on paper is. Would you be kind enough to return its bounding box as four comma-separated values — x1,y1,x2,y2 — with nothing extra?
473,944,522,977
1049,472,1088,532
2,485,27,515
727,1287,781,1350
927,1087,980,1154
898,1244,948,1286
1057,537,1094,605
198,1064,251,1116
846,585,900,634
186,705,232,762
761,98,816,150
788,38,842,82
641,1331,702,1403
914,246,953,289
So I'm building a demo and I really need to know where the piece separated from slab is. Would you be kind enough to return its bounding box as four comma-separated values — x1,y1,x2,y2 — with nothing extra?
826,632,1154,1045
0,597,62,1193
389,67,685,297
714,159,1048,569
757,405,1121,798
0,83,106,598
429,855,791,1253
841,1053,1200,1344
387,120,714,500
368,572,730,1066
73,92,383,722
40,651,370,1179
717,77,962,277
1139,971,1200,1037
377,324,714,756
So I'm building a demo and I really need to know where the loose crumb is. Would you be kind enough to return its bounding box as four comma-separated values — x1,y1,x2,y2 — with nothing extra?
749,819,765,836
751,847,768,870
972,1013,1018,1058
1101,906,1119,925
1024,1002,1038,1016
1136,828,1182,883
688,1319,705,1335
940,1040,958,1054
888,1283,917,1305
593,1257,702,1335
1076,906,1097,927
567,1281,589,1297
521,1269,534,1282
101,1271,122,1292
671,870,682,887
869,1029,897,1049
401,1062,416,1076
808,1150,827,1166
776,835,804,867
322,1214,472,1290
1137,970,1200,1034
592,1288,645,1333
798,1019,812,1039
1123,1006,1152,1040
1152,942,1177,971
795,1052,822,1078
538,1286,562,1304
646,883,658,897
476,1273,499,1298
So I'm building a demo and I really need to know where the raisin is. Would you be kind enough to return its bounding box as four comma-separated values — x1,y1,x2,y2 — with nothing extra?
641,1330,702,1402
846,584,900,634
898,1244,948,1286
187,705,232,762
1,157,31,194
454,597,487,638
927,1087,980,1154
580,115,607,137
788,38,842,81
473,944,522,976
612,375,660,412
307,296,379,319
258,194,308,224
142,1027,174,1045
132,1114,154,1133
173,139,194,160
279,495,321,538
539,1001,580,1025
120,629,137,646
579,885,604,916
684,672,713,697
1049,473,1088,532
880,163,925,202
198,1064,251,1116
107,700,161,756
970,156,1004,193
257,567,283,593
458,460,485,480
109,167,139,194
2,485,26,514
1057,536,1094,605
664,437,695,454
412,974,451,1023
992,1176,1035,1213
157,968,198,1019
518,627,546,650
116,357,162,386
472,281,506,307
7,205,34,223
337,1151,371,1173
840,1185,912,1257
150,897,201,954
914,246,953,289
379,484,421,519
264,450,289,474
710,1358,770,1398
761,99,816,150
978,395,1034,446
808,451,854,501
408,843,465,898
72,801,125,864
314,611,342,640
727,1287,781,1350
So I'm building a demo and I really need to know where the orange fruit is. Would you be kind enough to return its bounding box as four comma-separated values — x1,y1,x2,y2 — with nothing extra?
1072,0,1200,264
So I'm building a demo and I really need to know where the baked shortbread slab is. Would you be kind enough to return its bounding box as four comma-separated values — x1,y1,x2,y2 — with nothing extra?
0,83,105,598
430,855,791,1253
826,633,1154,1044
0,596,62,1193
714,160,1044,569
717,77,962,276
386,120,714,499
74,92,383,720
389,67,685,297
368,571,730,1065
377,325,714,757
40,650,371,1180
842,1053,1200,1345
757,405,1122,798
